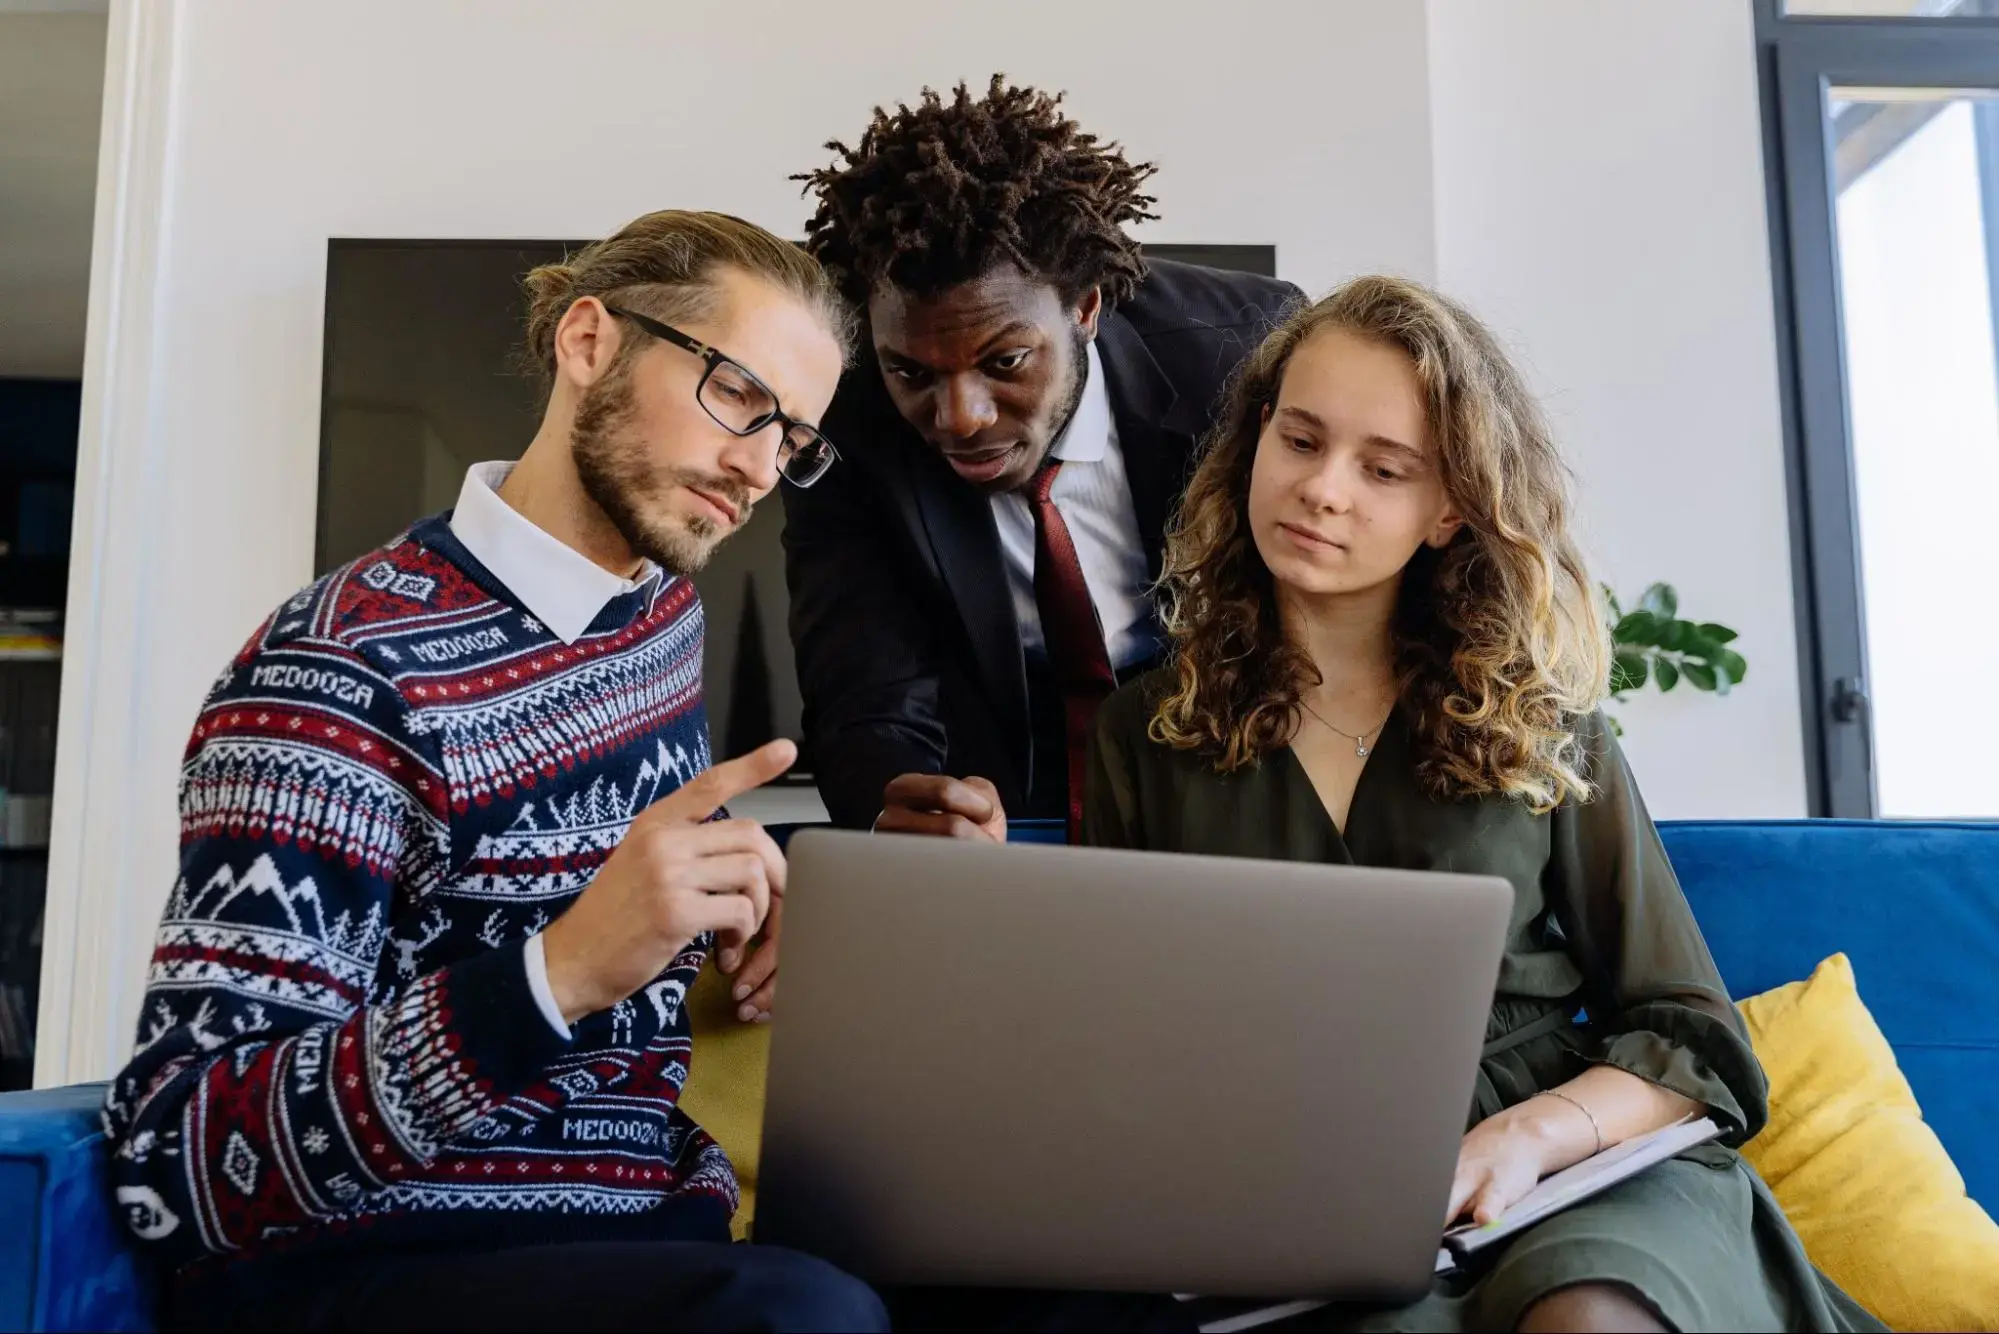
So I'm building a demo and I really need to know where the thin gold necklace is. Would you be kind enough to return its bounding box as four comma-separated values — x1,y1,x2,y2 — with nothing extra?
1299,698,1395,759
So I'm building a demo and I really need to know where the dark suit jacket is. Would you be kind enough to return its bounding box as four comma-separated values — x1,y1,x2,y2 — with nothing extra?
781,260,1303,827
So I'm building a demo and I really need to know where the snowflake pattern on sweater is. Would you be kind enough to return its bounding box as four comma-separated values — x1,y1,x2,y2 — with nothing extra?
103,516,737,1270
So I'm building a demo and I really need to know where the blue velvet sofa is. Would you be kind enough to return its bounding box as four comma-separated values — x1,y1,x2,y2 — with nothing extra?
3,819,1994,1332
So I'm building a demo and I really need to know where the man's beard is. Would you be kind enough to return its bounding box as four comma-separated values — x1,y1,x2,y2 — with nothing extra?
1010,323,1094,491
570,361,751,577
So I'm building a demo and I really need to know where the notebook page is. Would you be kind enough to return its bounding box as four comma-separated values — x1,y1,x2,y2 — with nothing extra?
1442,1115,1720,1256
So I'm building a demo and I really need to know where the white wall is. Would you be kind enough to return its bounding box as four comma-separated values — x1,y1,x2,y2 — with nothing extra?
1426,0,1809,819
40,0,1438,1083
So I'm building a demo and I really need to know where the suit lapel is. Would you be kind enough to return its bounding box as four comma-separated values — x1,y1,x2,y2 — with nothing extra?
1096,312,1205,583
886,309,1206,796
907,446,1031,790
842,364,1024,746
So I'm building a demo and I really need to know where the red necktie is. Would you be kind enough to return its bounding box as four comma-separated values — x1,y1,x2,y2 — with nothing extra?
1028,459,1116,843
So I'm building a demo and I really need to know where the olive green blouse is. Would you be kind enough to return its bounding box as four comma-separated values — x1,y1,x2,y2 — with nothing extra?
1081,670,1767,1140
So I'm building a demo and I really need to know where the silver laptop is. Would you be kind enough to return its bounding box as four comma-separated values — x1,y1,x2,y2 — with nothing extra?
753,829,1512,1302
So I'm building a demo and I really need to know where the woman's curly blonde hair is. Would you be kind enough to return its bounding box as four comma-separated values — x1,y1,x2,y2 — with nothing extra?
1150,276,1610,812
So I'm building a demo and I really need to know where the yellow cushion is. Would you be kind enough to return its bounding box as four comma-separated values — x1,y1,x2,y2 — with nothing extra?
678,958,772,1239
1737,952,1999,1332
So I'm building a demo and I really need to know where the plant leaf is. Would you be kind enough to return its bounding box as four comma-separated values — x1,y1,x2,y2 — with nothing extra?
1611,647,1650,693
1655,658,1680,693
1682,661,1718,692
1682,633,1728,662
1718,649,1748,684
1640,583,1678,619
1613,611,1663,646
1657,620,1694,653
1696,622,1739,645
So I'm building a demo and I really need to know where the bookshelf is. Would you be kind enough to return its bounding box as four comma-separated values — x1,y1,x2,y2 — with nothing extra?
0,378,75,1089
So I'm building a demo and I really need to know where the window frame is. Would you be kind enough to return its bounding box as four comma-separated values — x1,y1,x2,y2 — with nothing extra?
1756,1,1999,816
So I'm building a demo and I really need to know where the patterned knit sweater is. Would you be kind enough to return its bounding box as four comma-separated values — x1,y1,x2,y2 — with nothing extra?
103,515,736,1271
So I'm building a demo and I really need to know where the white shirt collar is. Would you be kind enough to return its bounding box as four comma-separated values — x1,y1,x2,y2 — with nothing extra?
448,461,653,645
1049,341,1114,464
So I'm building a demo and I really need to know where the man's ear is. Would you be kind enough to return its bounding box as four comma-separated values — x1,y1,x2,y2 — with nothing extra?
553,296,623,390
1075,287,1104,341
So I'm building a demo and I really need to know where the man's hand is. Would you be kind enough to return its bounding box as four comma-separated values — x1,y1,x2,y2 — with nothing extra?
719,895,780,1024
540,740,794,1025
712,770,1007,1025
875,773,1007,842
718,771,1007,1025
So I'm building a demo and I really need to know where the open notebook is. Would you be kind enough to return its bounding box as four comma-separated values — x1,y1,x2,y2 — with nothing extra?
1174,1116,1721,1332
1438,1114,1720,1263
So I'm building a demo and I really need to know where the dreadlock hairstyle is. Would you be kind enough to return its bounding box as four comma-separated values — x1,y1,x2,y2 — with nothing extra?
795,75,1161,309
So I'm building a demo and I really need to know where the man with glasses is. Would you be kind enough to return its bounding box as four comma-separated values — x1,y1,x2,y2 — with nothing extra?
786,78,1300,847
102,210,887,1333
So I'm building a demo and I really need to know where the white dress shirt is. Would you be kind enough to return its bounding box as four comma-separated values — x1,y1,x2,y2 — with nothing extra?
450,460,654,645
990,342,1155,670
449,461,658,1038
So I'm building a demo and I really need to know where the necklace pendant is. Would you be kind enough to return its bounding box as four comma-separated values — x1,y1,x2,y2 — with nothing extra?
1356,741,1370,758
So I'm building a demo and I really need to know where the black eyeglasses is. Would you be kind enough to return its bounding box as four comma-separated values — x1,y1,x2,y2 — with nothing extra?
604,305,839,488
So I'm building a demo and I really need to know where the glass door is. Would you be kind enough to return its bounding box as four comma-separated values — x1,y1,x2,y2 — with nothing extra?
1832,89,1999,816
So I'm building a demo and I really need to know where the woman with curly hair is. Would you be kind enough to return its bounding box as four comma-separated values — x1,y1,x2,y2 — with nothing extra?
1085,277,1882,1333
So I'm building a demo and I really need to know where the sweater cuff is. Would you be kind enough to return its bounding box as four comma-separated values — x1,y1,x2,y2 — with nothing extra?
369,940,572,1158
521,932,574,1039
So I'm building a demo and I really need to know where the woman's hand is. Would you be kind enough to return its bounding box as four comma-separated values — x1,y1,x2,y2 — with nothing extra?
1447,1073,1707,1228
1445,1114,1554,1228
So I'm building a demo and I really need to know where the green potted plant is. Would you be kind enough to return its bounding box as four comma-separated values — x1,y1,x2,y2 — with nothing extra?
1604,583,1748,728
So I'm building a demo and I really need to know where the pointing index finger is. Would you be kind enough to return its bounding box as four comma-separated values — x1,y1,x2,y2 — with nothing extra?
652,740,797,824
